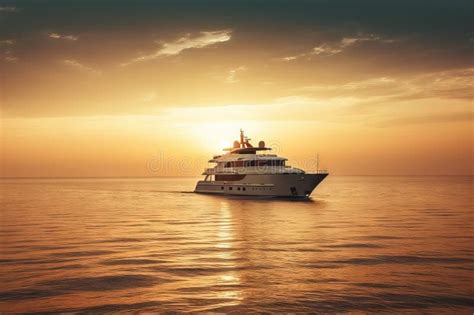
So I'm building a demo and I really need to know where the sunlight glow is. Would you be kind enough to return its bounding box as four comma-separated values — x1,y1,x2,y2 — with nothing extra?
181,122,262,154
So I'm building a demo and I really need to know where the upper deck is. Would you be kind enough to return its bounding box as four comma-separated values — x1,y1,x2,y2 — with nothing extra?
208,129,287,163
201,129,327,177
209,153,286,163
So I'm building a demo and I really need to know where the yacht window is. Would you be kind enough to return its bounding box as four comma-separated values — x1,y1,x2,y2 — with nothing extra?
245,160,257,167
255,160,285,166
216,174,246,181
224,161,244,167
229,187,233,190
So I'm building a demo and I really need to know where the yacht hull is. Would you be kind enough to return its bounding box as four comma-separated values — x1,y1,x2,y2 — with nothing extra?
194,173,328,198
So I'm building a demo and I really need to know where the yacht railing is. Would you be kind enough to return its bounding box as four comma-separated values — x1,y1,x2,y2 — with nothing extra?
204,166,304,174
204,166,329,174
204,168,238,174
310,169,329,174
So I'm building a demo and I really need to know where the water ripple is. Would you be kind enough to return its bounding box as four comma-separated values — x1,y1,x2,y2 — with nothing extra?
0,176,472,313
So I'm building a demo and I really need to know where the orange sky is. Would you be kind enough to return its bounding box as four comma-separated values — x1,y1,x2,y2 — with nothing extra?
0,1,473,176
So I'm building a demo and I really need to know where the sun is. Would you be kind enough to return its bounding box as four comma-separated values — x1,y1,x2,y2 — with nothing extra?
219,140,231,150
183,122,261,154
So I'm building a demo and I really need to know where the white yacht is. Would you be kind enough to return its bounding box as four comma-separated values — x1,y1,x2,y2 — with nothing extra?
194,130,328,198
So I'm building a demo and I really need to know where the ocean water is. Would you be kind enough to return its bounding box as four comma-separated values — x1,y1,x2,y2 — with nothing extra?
0,176,473,313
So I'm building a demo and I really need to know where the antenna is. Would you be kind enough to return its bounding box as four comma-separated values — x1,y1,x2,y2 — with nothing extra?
240,129,244,148
316,153,320,172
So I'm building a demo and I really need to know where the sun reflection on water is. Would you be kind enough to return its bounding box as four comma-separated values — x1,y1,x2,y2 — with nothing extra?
215,201,242,307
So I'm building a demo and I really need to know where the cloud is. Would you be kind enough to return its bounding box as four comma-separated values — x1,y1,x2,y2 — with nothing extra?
0,6,19,12
314,34,387,56
0,40,14,46
62,59,100,74
297,77,398,94
122,30,231,65
283,33,395,60
162,95,358,124
4,56,18,62
311,44,344,56
0,39,18,61
375,68,474,102
295,68,473,103
378,112,473,127
226,66,247,83
408,68,474,100
49,33,78,41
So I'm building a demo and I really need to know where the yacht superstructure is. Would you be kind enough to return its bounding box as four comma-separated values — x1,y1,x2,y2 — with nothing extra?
194,130,328,197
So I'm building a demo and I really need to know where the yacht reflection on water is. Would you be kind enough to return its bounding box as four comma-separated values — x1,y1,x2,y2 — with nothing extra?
195,130,328,198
